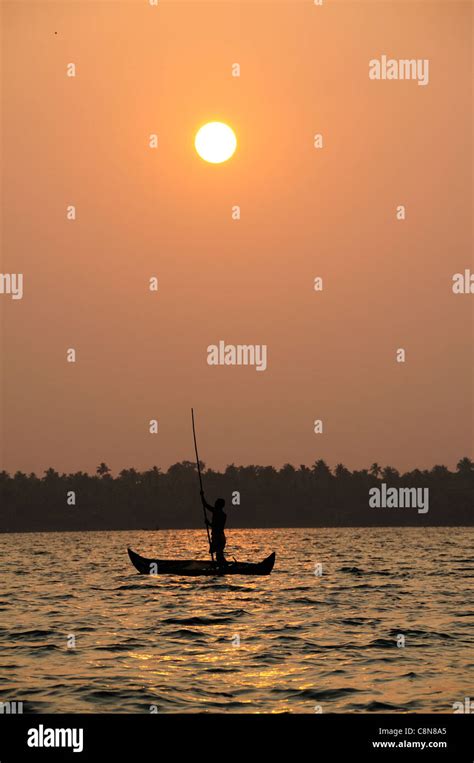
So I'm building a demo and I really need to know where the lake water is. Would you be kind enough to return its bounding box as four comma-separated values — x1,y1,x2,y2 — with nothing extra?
1,527,473,713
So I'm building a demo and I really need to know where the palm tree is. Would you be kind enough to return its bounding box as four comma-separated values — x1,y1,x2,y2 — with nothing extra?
312,459,332,478
118,468,140,486
43,468,60,482
381,466,400,483
430,465,450,477
456,457,473,475
335,463,351,479
96,462,111,478
370,462,382,479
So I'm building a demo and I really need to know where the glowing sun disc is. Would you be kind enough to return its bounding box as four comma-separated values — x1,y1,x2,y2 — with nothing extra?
195,122,237,163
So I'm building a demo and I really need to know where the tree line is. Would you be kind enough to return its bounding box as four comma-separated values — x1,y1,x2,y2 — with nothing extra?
0,457,472,532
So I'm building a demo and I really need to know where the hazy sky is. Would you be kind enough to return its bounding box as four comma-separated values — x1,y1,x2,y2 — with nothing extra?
1,0,472,475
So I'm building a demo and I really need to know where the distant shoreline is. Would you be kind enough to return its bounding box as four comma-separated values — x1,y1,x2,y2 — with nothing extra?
1,458,472,533
1,523,472,534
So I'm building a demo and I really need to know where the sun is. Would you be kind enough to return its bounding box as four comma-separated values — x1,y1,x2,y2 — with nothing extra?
194,122,237,164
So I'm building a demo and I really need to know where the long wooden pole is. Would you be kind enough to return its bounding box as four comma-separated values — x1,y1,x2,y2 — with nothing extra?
191,408,214,561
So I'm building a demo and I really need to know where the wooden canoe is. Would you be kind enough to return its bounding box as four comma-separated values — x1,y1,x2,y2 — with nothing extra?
127,547,276,576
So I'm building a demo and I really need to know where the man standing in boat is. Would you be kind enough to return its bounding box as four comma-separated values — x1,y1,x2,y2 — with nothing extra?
200,490,227,564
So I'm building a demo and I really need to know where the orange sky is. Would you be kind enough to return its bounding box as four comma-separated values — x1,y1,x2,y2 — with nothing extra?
1,0,472,475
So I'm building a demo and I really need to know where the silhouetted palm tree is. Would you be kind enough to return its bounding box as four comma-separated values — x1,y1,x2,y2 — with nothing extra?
381,466,400,483
43,468,60,482
456,457,473,475
335,463,351,479
312,460,332,479
118,468,140,486
430,465,450,477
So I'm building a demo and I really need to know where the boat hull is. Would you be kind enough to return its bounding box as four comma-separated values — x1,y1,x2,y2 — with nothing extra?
127,547,276,576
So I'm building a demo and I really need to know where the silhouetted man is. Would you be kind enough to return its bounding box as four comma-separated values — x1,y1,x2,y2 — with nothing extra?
200,491,227,564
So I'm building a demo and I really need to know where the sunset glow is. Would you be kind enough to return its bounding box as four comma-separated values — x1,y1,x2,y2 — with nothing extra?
194,122,237,163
